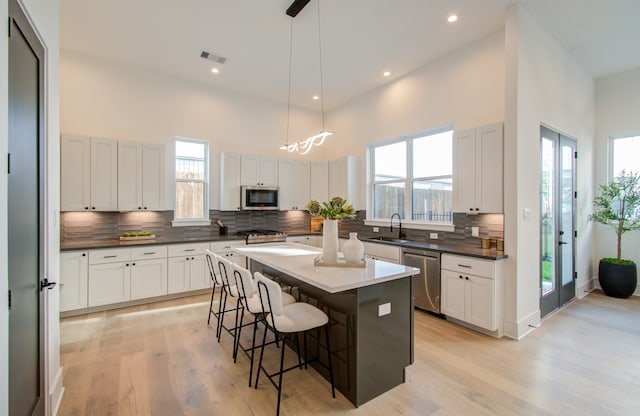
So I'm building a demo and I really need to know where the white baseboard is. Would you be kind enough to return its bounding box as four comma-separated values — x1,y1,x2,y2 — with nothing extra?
577,278,597,299
49,366,64,416
503,309,540,340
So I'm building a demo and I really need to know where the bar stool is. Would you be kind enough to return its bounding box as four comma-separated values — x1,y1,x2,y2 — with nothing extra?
254,272,335,416
216,255,242,343
205,249,225,329
232,264,296,385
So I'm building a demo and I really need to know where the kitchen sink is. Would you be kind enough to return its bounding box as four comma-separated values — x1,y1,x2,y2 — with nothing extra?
367,236,409,244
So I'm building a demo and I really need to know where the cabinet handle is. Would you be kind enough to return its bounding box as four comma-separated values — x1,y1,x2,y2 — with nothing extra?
458,264,472,268
143,252,156,255
59,283,65,287
92,207,96,210
84,207,89,210
103,255,117,259
126,263,130,266
459,275,463,279
144,206,147,210
186,257,189,260
184,249,196,252
191,257,195,260
132,263,136,266
82,253,86,257
465,276,469,280
138,207,142,210
475,208,480,211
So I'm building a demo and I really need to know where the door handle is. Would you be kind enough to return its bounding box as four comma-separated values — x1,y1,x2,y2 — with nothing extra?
559,241,568,245
40,278,57,291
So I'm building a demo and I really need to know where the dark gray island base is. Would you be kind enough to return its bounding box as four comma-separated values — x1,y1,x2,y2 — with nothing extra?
250,259,414,407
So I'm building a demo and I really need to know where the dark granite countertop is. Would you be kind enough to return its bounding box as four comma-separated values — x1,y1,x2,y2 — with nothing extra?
61,232,506,260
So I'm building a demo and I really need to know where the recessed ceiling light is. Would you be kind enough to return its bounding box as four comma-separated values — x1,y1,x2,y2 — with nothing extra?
312,95,319,100
211,68,220,74
383,71,391,77
447,14,458,23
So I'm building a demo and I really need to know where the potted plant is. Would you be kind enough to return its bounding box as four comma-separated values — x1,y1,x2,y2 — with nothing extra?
307,197,356,264
589,170,640,298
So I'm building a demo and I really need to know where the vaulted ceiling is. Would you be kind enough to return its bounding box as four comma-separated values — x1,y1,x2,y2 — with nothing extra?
60,0,640,111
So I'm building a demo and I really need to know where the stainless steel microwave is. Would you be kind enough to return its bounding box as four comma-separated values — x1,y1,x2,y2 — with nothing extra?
241,186,279,210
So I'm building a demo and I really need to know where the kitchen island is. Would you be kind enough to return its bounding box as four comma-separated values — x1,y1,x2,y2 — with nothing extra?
235,243,419,407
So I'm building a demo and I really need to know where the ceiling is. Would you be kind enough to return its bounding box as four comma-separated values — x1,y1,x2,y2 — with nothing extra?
60,0,640,111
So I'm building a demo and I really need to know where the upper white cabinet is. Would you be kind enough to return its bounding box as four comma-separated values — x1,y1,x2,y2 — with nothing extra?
329,156,359,209
241,155,278,186
220,152,242,211
118,141,165,211
61,136,118,211
453,123,503,213
310,160,329,202
278,159,310,210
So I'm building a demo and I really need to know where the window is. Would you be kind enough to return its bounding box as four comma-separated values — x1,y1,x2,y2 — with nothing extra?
174,138,209,223
369,127,453,226
611,135,640,177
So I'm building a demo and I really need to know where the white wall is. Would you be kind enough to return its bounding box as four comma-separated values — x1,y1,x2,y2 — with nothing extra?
594,68,640,295
2,1,61,415
503,5,595,339
60,51,326,210
325,30,505,212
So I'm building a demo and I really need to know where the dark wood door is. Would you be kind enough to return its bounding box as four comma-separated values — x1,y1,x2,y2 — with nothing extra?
8,0,46,414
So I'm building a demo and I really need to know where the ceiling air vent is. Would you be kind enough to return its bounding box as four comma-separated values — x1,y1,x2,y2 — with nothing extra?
200,51,226,64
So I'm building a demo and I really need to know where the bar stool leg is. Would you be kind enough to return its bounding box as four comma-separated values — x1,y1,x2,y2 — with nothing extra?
207,281,217,325
248,314,260,387
216,289,228,341
254,323,271,389
325,325,336,398
233,299,243,362
276,333,287,416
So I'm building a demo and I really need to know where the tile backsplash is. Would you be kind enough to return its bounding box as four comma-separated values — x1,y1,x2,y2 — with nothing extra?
60,210,503,248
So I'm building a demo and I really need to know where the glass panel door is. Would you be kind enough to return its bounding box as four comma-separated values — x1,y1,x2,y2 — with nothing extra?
540,126,576,317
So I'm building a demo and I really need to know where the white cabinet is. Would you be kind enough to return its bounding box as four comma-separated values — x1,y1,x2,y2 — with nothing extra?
129,246,168,300
60,251,88,312
118,141,165,211
286,235,321,247
453,123,503,213
441,254,503,332
221,152,242,211
167,243,210,294
362,241,400,263
88,248,132,307
278,159,310,210
310,160,329,202
210,240,248,269
241,155,278,186
329,156,359,208
61,136,118,211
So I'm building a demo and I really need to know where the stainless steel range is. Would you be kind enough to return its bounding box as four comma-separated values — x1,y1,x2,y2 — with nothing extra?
237,229,288,244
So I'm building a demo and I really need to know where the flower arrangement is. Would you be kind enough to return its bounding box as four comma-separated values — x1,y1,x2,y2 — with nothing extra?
306,196,356,220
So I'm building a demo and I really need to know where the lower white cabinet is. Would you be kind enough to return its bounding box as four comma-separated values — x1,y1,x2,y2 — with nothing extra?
168,243,210,294
60,251,88,312
88,261,131,307
130,259,167,300
286,235,321,247
362,241,400,263
441,254,503,332
210,240,248,270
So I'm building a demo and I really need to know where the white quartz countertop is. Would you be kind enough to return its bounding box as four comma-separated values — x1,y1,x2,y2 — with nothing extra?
235,242,419,293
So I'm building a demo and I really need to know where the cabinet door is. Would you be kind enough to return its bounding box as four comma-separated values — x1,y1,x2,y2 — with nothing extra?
168,256,190,294
142,143,165,210
118,141,143,211
188,255,209,291
328,156,358,208
310,160,329,202
221,152,241,210
277,159,294,210
241,154,260,185
60,251,88,312
441,270,466,321
453,129,477,213
130,258,167,300
476,123,503,213
466,274,496,330
292,160,310,209
90,137,118,211
88,262,131,306
259,157,278,186
60,136,91,211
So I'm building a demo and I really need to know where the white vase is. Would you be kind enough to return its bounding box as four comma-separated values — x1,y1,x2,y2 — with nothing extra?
322,219,339,264
342,232,364,264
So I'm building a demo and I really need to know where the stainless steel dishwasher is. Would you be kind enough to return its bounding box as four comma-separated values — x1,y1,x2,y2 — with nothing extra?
402,248,441,314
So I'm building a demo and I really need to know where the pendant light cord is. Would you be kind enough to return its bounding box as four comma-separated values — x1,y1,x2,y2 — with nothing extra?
317,0,326,131
286,18,293,147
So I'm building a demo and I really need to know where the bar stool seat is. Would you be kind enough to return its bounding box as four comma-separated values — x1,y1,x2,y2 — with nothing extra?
266,302,328,332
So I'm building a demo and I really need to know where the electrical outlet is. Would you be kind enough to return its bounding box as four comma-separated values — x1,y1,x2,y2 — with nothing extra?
373,227,379,233
430,233,438,239
378,302,391,317
471,227,479,237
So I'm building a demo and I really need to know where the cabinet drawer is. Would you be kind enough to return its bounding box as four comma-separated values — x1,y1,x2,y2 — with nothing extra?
131,245,167,260
168,242,210,257
376,244,400,263
89,248,131,264
442,254,494,278
210,240,245,252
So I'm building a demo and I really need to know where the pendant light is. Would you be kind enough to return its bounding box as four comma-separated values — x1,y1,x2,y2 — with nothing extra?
280,0,333,155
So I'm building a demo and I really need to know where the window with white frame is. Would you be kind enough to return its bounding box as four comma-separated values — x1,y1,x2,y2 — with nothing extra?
611,135,640,177
369,127,453,225
175,138,209,222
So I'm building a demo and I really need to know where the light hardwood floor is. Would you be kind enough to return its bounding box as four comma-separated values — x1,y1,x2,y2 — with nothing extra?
58,290,640,416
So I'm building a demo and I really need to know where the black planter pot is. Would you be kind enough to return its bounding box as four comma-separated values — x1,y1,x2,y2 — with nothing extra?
598,260,637,298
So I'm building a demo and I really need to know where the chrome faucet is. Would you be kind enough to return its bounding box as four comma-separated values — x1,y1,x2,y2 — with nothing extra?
390,213,405,239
